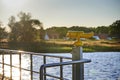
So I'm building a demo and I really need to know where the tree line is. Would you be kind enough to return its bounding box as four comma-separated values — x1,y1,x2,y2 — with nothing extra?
0,12,120,42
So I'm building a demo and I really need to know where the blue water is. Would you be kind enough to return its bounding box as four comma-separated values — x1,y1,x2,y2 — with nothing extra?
84,52,120,80
0,52,120,80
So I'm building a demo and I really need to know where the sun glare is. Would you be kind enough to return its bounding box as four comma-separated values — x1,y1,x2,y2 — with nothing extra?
1,0,28,8
18,50,24,53
0,54,30,80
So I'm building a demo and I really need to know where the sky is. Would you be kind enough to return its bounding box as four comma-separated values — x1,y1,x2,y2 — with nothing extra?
0,0,120,29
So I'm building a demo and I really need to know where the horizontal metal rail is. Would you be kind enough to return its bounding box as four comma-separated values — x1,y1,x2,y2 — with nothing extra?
40,59,91,80
0,49,72,59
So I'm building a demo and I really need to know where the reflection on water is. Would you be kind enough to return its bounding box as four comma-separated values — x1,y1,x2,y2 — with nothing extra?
0,52,120,80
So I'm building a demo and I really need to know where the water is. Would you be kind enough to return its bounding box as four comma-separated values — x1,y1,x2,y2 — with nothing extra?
0,52,120,80
84,52,120,80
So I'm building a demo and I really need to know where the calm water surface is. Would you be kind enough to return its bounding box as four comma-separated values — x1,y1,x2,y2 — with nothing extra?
0,52,120,80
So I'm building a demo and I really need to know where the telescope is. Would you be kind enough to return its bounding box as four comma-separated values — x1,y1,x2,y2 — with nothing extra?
66,31,94,46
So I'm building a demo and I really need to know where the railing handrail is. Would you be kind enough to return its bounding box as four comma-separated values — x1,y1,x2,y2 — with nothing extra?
40,59,91,80
40,59,91,68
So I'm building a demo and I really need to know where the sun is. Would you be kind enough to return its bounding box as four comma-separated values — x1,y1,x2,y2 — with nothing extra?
1,0,28,8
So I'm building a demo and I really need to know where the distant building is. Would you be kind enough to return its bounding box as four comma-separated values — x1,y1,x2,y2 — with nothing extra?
93,36,100,40
48,33,60,39
44,32,49,40
98,34,108,39
94,33,109,39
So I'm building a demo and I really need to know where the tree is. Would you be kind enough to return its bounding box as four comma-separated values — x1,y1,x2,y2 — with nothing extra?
95,26,109,34
8,12,44,42
69,26,93,32
8,16,16,28
0,22,8,42
109,20,120,38
17,11,31,21
46,26,68,39
56,27,68,38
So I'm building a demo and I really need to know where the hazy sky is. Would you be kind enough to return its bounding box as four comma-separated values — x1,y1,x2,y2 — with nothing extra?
0,0,120,29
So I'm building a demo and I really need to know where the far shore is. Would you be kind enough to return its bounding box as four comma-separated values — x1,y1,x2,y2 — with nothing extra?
0,39,120,53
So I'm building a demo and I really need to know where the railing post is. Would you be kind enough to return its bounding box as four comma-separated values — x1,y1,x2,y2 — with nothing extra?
71,46,84,80
43,56,46,80
30,54,33,80
60,58,63,80
10,51,12,80
2,52,4,80
19,52,22,80
40,65,44,80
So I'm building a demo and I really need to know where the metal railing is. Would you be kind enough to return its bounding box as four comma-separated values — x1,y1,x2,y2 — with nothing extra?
40,59,91,80
0,49,91,80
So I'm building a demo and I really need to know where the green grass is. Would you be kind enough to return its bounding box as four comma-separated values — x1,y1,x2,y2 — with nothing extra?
46,47,72,53
84,45,120,52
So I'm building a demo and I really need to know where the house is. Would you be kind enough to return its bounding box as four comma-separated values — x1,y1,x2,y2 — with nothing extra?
98,34,108,39
47,33,60,39
94,33,109,39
